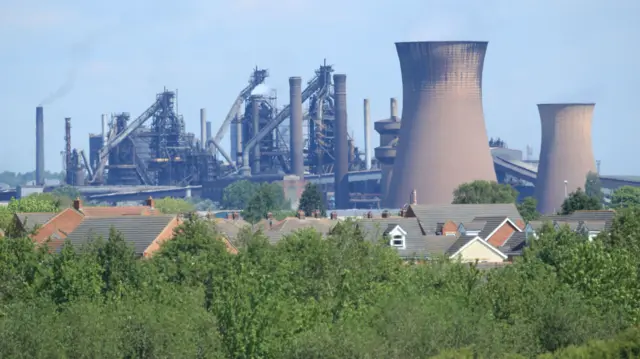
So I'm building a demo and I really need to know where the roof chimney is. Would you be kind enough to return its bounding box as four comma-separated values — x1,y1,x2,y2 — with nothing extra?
73,197,82,211
297,210,305,219
330,211,338,220
400,208,405,217
382,210,389,218
232,211,239,220
145,196,155,209
313,210,320,218
366,211,373,219
410,189,417,205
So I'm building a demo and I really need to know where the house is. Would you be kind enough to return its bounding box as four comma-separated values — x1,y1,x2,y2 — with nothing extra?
530,210,616,241
404,203,524,234
63,215,181,258
358,216,509,263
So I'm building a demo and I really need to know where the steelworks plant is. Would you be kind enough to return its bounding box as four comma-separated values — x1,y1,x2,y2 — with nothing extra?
535,103,597,214
386,41,497,207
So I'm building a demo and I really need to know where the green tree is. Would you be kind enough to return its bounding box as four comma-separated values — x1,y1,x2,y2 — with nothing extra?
221,180,259,209
0,194,62,231
243,183,287,224
611,186,640,209
452,180,518,204
298,183,326,216
517,196,540,222
560,188,601,215
584,171,604,203
154,197,195,214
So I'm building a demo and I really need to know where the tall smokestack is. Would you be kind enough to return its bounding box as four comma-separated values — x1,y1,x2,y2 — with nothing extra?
251,96,260,174
289,77,304,177
206,121,212,143
363,99,371,170
387,41,496,206
333,74,349,209
200,108,207,150
535,103,597,214
35,106,45,186
65,117,72,185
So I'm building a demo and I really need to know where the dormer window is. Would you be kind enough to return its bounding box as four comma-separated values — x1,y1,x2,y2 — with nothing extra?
385,225,407,249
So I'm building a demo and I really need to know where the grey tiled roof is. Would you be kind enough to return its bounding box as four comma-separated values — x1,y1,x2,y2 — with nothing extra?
472,216,512,239
407,204,522,234
65,215,176,255
358,218,459,258
500,231,528,255
262,218,336,244
460,221,486,231
16,212,56,229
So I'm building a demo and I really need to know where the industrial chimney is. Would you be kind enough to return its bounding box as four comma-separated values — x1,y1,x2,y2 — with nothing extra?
35,106,45,186
65,117,72,185
250,96,261,174
363,99,371,170
200,108,207,150
374,98,401,207
333,74,349,209
289,77,304,177
387,41,496,206
535,103,597,214
101,114,107,142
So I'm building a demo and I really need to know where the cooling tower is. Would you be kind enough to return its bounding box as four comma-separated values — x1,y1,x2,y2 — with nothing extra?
375,98,401,207
35,106,44,186
387,41,496,206
535,103,597,214
333,74,349,209
289,77,304,177
200,108,207,150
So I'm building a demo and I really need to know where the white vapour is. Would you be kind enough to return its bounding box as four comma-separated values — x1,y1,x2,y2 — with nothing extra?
251,83,271,96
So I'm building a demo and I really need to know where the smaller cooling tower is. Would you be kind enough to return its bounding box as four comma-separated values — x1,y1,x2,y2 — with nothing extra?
535,103,597,214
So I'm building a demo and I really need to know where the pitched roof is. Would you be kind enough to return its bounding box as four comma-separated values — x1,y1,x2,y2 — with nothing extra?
358,217,460,258
499,231,528,255
79,206,159,217
472,216,513,239
64,215,176,255
406,204,522,234
259,218,336,244
15,212,56,229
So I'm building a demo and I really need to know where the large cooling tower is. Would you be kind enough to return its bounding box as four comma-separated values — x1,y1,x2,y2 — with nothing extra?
387,41,496,206
535,103,597,214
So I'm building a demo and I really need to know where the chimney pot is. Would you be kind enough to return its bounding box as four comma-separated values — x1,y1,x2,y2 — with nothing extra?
73,197,82,211
410,189,418,205
297,210,305,219
145,196,155,208
330,211,338,220
232,212,239,220
366,211,373,219
382,210,389,219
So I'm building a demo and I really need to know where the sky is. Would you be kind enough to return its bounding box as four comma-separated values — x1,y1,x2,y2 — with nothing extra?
1,0,639,175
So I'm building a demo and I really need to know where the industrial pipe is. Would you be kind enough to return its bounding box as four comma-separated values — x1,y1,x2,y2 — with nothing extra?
200,108,207,150
35,106,44,186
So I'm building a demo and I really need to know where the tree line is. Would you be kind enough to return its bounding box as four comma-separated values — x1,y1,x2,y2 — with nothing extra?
2,206,640,357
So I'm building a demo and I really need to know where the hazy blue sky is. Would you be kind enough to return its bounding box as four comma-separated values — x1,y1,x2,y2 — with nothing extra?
1,0,639,175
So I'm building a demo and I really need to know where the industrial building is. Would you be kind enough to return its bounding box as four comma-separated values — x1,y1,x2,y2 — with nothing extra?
25,42,639,211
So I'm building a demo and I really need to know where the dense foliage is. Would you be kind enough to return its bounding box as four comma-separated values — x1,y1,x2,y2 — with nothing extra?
0,170,64,187
298,182,325,216
560,187,601,215
1,209,640,358
153,197,196,214
221,180,259,209
243,183,289,224
611,185,640,209
452,180,519,204
517,196,540,222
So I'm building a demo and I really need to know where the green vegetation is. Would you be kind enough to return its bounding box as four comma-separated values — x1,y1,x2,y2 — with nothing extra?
221,180,259,209
584,171,604,204
298,182,325,216
154,197,196,214
0,207,640,357
0,193,65,231
559,188,601,215
243,183,288,224
452,180,518,204
611,186,640,209
517,196,540,222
